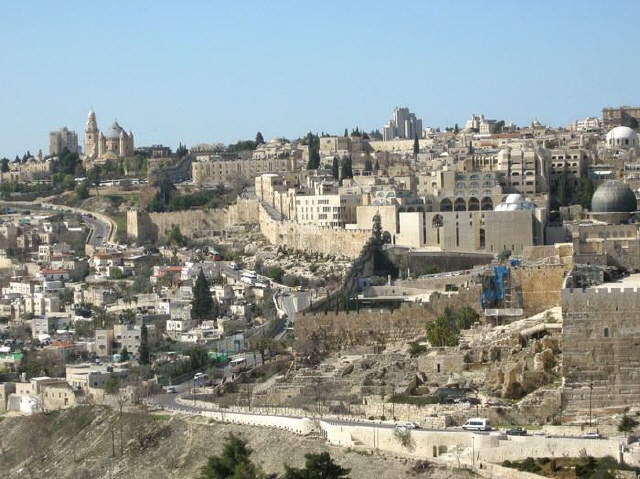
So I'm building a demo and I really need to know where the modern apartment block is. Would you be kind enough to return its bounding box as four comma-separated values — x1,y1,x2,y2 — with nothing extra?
49,127,79,156
383,107,422,141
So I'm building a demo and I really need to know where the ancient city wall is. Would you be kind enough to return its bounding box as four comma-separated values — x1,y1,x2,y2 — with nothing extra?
127,199,261,243
226,198,260,226
258,205,370,259
148,210,226,239
562,286,640,413
294,286,481,361
127,198,367,257
512,263,572,316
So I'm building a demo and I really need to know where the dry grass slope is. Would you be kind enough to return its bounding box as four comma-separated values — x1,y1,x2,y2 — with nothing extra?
0,407,479,479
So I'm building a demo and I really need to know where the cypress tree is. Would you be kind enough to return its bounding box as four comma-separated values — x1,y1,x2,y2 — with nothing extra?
192,268,214,321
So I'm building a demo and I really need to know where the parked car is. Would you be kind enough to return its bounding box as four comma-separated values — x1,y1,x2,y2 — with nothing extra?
506,427,527,436
584,431,601,439
165,386,177,394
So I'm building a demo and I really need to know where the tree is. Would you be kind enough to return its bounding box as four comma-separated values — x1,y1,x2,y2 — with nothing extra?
104,377,118,394
344,128,348,137
332,157,339,180
62,174,76,191
192,268,215,321
340,156,353,180
284,452,351,479
455,305,480,331
454,123,459,134
576,176,595,210
413,134,419,157
497,249,512,262
0,157,9,173
198,433,263,479
305,132,320,170
371,211,383,246
374,159,380,172
426,308,459,347
168,224,185,247
87,165,102,197
75,181,90,200
139,324,151,365
363,158,373,173
176,142,188,158
120,346,130,362
618,415,639,437
255,132,265,145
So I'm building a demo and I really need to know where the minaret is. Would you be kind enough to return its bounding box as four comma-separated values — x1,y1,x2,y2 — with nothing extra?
85,110,99,159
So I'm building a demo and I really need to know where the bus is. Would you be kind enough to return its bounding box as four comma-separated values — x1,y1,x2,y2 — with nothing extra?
229,357,247,373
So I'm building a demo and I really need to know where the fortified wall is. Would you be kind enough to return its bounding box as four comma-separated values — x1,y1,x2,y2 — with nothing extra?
126,199,260,243
126,198,369,257
562,284,640,414
511,263,572,315
258,204,370,259
294,286,481,362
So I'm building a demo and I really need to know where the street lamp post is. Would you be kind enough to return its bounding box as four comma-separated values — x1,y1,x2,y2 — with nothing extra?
472,436,475,467
589,381,594,427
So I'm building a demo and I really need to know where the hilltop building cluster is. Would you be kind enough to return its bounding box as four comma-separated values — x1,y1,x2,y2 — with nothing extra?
3,104,640,437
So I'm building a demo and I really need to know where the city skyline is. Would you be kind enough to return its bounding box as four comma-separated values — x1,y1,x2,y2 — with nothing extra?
0,0,637,159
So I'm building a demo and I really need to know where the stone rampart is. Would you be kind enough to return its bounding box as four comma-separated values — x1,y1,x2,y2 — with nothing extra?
258,205,370,259
512,263,572,315
562,285,640,412
226,198,260,225
295,286,481,360
148,210,226,239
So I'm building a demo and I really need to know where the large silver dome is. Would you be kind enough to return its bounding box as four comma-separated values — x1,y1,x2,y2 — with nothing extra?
591,180,637,213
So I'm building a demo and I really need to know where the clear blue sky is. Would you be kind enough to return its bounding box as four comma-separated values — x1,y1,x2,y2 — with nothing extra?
0,0,637,159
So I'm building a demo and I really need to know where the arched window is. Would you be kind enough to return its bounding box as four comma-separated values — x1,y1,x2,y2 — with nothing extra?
468,197,480,211
454,198,466,211
425,198,434,212
481,197,494,210
440,198,453,212
604,327,609,337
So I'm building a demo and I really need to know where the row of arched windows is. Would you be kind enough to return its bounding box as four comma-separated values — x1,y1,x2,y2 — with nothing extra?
423,197,494,212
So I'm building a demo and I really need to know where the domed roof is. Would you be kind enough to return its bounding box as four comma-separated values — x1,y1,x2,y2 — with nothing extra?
105,121,124,139
606,126,638,142
495,193,535,212
591,180,637,213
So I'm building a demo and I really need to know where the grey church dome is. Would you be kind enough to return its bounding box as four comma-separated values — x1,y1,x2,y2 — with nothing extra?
591,180,637,213
105,121,123,139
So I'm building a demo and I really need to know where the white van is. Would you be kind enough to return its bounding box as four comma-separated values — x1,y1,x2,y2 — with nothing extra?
462,417,491,431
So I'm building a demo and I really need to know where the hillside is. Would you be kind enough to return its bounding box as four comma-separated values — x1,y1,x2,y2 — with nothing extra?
0,406,478,479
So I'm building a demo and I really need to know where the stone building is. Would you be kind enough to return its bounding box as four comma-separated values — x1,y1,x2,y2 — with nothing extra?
49,127,79,156
84,110,134,162
383,107,422,141
358,193,545,255
192,154,297,186
602,105,640,129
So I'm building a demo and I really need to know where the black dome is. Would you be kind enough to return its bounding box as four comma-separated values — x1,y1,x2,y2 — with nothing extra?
591,180,637,213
